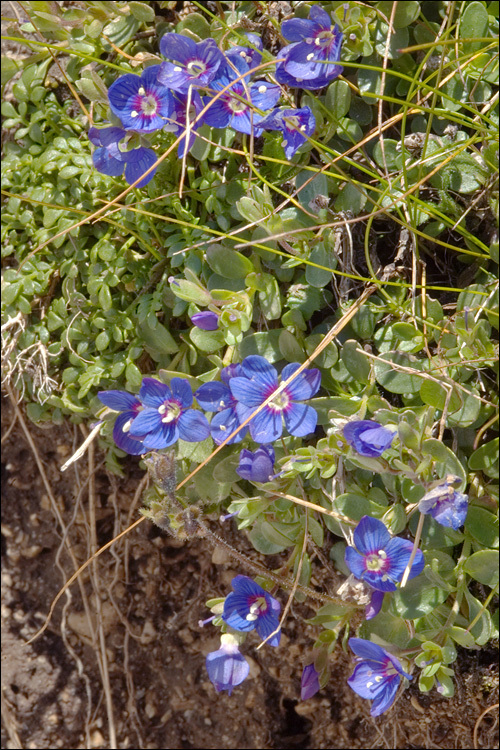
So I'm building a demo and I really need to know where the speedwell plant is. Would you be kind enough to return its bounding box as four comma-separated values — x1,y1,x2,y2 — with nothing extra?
2,0,498,719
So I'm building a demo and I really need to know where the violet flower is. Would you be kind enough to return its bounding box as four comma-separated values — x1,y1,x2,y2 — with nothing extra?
206,634,250,695
195,365,248,444
191,311,219,330
301,663,321,700
276,7,343,90
128,377,210,450
203,58,280,135
348,638,412,716
88,126,157,187
236,445,275,483
229,355,321,443
97,389,146,455
158,34,225,92
343,420,395,457
258,106,316,159
107,65,173,132
345,516,424,592
222,575,281,646
418,478,468,530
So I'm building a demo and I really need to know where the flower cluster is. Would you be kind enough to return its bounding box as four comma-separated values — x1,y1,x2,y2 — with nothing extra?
205,576,281,694
99,355,321,455
89,9,344,185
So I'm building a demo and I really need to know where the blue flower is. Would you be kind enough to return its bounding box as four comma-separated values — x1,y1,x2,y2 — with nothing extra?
88,126,157,187
345,516,425,593
222,575,281,647
97,389,146,455
276,7,343,90
162,88,206,157
203,59,280,135
348,638,412,716
236,445,275,483
365,589,385,621
128,377,210,450
227,32,263,70
343,420,395,457
191,311,219,330
195,365,248,445
158,34,225,92
107,65,173,132
258,106,315,159
301,663,321,700
229,355,321,443
206,634,250,695
418,478,468,530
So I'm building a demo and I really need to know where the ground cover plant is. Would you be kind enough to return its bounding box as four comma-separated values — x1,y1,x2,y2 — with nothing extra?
1,1,499,747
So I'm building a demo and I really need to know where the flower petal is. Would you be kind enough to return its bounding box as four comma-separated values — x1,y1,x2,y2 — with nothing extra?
139,378,170,407
240,356,278,388
170,377,193,409
352,516,391,555
281,18,318,42
282,363,321,400
98,390,139,412
141,422,178,450
247,406,282,443
128,408,161,436
283,402,317,436
112,412,146,455
177,410,210,442
230,377,270,407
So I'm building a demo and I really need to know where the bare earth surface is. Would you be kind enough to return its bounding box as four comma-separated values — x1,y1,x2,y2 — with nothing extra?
1,395,498,750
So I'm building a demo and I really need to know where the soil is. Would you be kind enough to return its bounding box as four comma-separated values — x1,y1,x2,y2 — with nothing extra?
1,393,498,750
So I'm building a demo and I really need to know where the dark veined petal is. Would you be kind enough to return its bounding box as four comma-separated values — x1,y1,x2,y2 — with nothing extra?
283,402,317,437
282,363,321,400
159,32,197,62
112,412,146,455
177,410,210,442
384,537,424,582
206,641,249,695
255,610,281,646
170,377,193,409
108,73,141,116
139,377,171,407
141,422,178,450
246,405,282,443
230,376,270,407
241,355,278,388
281,18,318,42
349,638,389,662
229,110,254,135
123,147,157,188
202,97,233,129
92,147,124,177
301,664,321,701
195,382,232,411
128,408,161,436
250,81,281,110
309,5,333,28
369,676,400,716
344,547,366,580
365,590,385,620
98,390,139,412
210,408,246,444
352,516,391,555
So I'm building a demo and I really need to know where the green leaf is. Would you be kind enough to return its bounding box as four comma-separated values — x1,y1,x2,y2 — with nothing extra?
419,380,462,412
448,626,477,648
206,244,254,279
465,506,499,549
464,589,493,645
460,1,490,52
421,438,467,483
305,245,336,288
325,79,351,119
341,340,371,382
463,550,499,588
279,330,305,363
189,326,225,353
177,11,211,39
138,319,179,355
376,1,420,27
239,330,282,362
248,522,289,554
392,577,448,619
170,278,212,305
374,351,423,393
128,1,155,22
469,439,499,478
295,170,329,210
1,57,21,86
